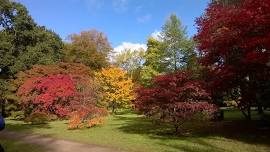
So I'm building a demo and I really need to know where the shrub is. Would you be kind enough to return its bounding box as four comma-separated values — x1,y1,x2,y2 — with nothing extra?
68,112,83,129
48,114,58,121
87,117,105,128
68,107,108,130
25,112,49,125
10,111,25,120
135,71,218,133
16,63,102,121
224,100,238,107
17,75,77,118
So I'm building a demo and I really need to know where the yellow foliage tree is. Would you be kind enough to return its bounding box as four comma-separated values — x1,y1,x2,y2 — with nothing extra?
95,67,135,114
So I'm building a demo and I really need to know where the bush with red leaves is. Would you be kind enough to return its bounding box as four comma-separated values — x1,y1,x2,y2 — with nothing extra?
135,71,218,133
17,75,77,118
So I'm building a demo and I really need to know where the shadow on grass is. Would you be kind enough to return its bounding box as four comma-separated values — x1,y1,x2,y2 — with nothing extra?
5,119,52,132
158,138,230,152
1,120,59,152
0,132,57,152
115,110,270,151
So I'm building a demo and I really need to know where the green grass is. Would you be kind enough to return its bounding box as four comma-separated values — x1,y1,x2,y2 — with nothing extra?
0,138,46,152
4,110,270,152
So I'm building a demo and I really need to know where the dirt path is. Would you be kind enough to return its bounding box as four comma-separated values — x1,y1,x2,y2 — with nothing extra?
0,130,124,152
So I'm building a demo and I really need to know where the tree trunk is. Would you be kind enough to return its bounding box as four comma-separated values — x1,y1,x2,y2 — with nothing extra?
112,105,115,114
174,125,179,134
247,106,251,120
0,98,5,117
239,82,252,121
257,103,264,115
241,105,251,120
111,102,116,114
174,52,177,71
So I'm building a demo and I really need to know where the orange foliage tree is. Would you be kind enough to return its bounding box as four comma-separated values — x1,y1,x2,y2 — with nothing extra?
95,67,135,114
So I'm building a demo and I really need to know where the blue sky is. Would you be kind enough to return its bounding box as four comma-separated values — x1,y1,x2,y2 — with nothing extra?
16,0,210,50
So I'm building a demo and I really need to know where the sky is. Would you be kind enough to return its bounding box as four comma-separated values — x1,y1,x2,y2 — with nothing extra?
16,0,210,52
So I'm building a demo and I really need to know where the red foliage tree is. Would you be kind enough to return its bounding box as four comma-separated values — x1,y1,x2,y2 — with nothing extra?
135,71,218,133
17,75,77,118
16,63,107,127
195,0,270,119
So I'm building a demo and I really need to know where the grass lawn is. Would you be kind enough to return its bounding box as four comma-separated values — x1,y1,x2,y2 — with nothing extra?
4,109,270,152
0,138,46,152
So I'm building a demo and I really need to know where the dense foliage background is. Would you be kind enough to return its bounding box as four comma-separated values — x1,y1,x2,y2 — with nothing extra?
0,0,269,132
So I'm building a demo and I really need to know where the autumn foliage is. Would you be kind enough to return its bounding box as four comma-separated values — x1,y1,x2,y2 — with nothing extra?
68,107,107,129
195,0,270,119
14,63,92,87
135,71,218,133
95,67,135,113
16,63,107,127
17,75,77,118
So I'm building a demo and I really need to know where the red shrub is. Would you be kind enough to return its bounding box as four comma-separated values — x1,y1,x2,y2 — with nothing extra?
135,71,218,133
17,75,77,118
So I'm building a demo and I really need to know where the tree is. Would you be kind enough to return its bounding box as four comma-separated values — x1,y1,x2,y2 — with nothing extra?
140,37,165,86
16,63,105,120
113,48,145,82
0,0,63,116
135,71,217,133
12,63,104,119
143,37,166,73
212,0,241,5
0,0,63,76
195,0,270,119
64,30,112,70
140,15,197,86
13,63,93,87
9,63,93,112
17,75,77,117
161,14,195,72
95,67,135,113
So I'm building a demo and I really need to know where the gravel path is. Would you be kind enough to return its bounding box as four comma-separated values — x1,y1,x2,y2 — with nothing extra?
0,130,124,152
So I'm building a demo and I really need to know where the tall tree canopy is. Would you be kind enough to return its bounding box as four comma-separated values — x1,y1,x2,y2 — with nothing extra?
195,0,270,119
161,14,195,72
64,30,112,70
140,15,196,86
0,0,63,77
0,0,63,115
140,37,165,86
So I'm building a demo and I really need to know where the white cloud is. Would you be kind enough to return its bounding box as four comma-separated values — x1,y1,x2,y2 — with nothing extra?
150,30,162,41
137,14,152,24
113,42,146,54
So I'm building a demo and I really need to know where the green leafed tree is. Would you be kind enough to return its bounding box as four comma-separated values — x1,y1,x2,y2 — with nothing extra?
140,37,165,86
113,48,145,82
0,0,63,115
161,14,196,72
64,30,112,70
0,0,63,76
